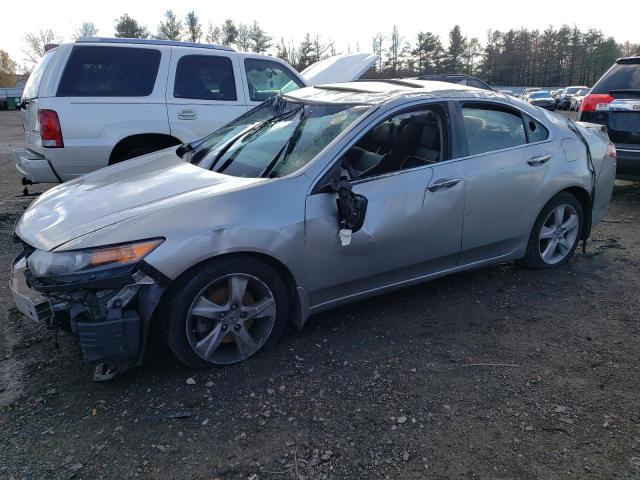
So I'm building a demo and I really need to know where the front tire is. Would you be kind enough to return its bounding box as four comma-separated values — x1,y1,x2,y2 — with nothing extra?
519,192,583,269
160,257,290,369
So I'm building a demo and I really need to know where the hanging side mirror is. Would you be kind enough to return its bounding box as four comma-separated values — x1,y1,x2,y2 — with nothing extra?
335,178,368,234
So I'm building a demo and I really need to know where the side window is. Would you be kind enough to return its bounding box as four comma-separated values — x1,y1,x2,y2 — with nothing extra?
174,55,236,101
524,114,549,143
244,58,304,102
57,46,161,97
342,108,445,180
462,105,526,155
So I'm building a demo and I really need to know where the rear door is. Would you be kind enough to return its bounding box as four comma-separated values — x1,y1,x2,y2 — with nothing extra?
166,47,247,142
456,102,555,263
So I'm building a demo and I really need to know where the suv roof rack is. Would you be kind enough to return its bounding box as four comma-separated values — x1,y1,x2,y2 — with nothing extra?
75,37,235,52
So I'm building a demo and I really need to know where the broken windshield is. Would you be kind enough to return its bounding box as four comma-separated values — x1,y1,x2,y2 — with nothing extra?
189,96,369,178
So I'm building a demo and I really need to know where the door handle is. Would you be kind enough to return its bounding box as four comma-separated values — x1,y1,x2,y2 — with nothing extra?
527,154,552,166
177,109,197,120
427,178,461,192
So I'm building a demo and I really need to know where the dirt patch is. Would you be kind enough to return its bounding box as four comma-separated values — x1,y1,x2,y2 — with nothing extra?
1,110,639,480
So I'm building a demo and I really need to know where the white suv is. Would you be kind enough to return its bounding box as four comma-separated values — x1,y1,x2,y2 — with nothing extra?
14,37,376,185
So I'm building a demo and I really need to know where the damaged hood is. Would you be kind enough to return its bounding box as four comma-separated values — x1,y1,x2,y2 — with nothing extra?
15,148,265,251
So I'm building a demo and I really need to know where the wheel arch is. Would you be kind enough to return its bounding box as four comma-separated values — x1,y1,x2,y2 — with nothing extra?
151,250,306,331
109,133,183,165
562,185,593,240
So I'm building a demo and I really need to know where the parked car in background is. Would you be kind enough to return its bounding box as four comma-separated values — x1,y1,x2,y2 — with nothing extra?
579,55,640,179
416,74,493,90
13,37,377,187
11,79,616,379
569,88,590,111
498,89,516,96
521,87,541,99
557,85,589,110
525,90,556,110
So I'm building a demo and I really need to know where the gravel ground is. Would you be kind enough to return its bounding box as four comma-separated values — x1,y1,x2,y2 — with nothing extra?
1,109,639,480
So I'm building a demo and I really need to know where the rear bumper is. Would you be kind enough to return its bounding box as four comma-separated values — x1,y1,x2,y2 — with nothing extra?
12,148,60,184
616,148,640,180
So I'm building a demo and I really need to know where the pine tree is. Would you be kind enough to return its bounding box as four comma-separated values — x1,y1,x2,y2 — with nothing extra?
249,21,272,53
445,25,467,73
114,14,148,39
221,19,238,46
157,10,182,41
184,11,202,42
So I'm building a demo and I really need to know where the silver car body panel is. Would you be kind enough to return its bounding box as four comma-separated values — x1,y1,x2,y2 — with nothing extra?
14,81,616,328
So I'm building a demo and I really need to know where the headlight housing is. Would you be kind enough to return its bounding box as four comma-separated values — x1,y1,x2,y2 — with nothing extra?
27,239,163,279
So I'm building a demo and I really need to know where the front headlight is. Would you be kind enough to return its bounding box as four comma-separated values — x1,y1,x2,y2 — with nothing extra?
27,239,163,278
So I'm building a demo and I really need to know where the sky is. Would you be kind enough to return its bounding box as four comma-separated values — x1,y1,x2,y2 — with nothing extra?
2,0,639,68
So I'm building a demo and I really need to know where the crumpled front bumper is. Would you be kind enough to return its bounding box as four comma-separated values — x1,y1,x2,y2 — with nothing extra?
10,253,165,366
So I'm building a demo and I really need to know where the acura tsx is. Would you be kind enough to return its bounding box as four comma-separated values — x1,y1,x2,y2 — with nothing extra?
10,80,617,380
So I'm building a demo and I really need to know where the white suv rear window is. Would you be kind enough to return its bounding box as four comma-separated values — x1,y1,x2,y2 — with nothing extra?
23,49,57,100
57,46,161,97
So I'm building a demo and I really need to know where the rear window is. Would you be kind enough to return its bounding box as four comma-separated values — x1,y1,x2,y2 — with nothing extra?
23,49,57,99
57,46,161,97
462,106,527,155
592,62,640,94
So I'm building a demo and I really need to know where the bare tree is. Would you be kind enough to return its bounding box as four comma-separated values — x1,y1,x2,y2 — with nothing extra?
235,24,251,51
206,22,221,44
23,29,63,65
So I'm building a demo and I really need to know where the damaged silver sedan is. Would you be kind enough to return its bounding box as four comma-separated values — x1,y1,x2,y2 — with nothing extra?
10,80,617,379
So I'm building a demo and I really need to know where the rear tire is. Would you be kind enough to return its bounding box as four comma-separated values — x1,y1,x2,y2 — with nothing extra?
160,257,290,369
519,192,583,269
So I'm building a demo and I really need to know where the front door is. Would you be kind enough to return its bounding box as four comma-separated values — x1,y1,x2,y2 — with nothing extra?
304,105,466,308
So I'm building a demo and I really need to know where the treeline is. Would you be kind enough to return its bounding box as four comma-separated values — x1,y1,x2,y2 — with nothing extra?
15,11,640,87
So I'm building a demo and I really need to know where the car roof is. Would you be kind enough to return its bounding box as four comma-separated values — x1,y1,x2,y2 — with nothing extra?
75,37,234,52
284,79,502,105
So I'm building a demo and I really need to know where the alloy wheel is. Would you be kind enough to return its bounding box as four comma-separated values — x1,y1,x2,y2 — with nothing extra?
185,274,277,364
538,204,580,265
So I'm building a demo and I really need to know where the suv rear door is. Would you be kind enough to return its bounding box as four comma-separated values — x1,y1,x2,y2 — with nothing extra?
166,47,247,142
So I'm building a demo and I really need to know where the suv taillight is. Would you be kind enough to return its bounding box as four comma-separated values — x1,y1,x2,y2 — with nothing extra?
38,109,64,148
580,94,614,112
606,142,617,159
